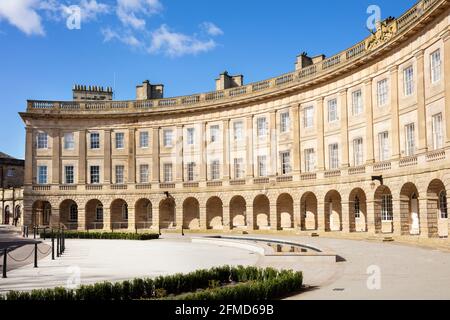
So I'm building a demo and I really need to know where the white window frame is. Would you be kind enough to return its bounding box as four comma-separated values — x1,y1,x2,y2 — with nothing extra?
327,99,338,123
95,204,103,221
353,138,364,166
381,194,393,221
403,66,414,97
233,121,243,141
304,148,315,172
257,155,267,177
64,165,74,185
90,132,100,150
64,132,75,150
257,117,268,137
354,196,361,219
405,123,416,157
37,132,48,149
304,106,314,128
90,165,100,184
187,128,195,145
439,191,448,219
432,113,444,150
280,112,290,133
234,158,244,179
115,132,125,150
122,204,128,221
431,49,442,84
352,90,363,116
210,160,220,180
140,131,149,149
210,125,220,143
377,79,389,107
163,130,173,148
187,162,195,181
163,163,173,182
38,165,48,185
115,165,125,184
139,164,149,183
378,131,390,162
328,143,339,170
280,151,291,175
69,204,78,222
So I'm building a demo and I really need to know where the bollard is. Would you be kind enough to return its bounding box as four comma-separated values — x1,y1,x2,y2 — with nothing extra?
2,249,7,278
43,229,46,241
26,226,29,238
182,225,185,237
51,233,55,260
62,230,65,254
34,243,38,268
159,225,161,236
33,227,36,239
56,233,60,258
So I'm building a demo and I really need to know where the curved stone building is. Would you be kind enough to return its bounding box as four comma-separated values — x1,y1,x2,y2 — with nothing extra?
20,0,450,240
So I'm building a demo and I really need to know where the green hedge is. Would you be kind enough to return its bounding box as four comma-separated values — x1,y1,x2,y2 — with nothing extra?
39,231,159,240
2,266,302,301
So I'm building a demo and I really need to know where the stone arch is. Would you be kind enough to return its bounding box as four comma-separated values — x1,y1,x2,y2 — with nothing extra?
110,199,128,230
3,205,11,225
135,198,152,230
277,193,294,230
59,199,78,230
324,190,342,232
349,188,367,232
374,185,393,234
159,198,176,229
427,179,447,238
85,199,103,230
206,196,223,230
253,195,270,230
183,197,200,230
300,192,318,231
400,183,420,236
32,200,52,227
230,195,246,229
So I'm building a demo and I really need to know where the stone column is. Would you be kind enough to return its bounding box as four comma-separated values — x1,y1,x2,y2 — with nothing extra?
318,200,326,232
270,204,278,231
128,128,136,184
104,129,111,184
340,90,350,167
24,128,33,186
52,129,60,185
390,66,401,159
341,201,351,233
392,199,401,236
199,205,207,230
222,120,230,180
416,50,428,154
366,199,376,235
246,116,254,178
50,208,60,228
152,203,160,230
77,207,86,231
78,130,86,184
269,111,277,176
316,98,325,170
443,30,450,146
151,128,160,183
418,197,429,238
103,207,111,231
364,79,375,164
293,200,301,229
291,105,301,174
176,126,183,182
127,205,136,231
200,122,207,181
175,201,182,230
247,207,254,231
223,205,230,231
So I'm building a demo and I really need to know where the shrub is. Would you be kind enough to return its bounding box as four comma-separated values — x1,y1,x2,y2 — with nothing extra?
3,266,303,301
39,231,159,241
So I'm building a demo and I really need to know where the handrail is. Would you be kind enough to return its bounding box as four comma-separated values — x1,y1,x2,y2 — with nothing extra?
24,0,444,114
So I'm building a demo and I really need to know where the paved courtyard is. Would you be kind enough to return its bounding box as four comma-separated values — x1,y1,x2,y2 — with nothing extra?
0,232,449,300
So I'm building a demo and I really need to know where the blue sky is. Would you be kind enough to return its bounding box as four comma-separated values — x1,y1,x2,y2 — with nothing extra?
0,0,413,159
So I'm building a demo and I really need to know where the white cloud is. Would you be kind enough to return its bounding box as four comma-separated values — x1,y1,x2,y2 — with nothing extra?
76,0,110,22
0,0,45,36
200,22,223,36
148,24,216,57
101,27,142,47
116,0,162,30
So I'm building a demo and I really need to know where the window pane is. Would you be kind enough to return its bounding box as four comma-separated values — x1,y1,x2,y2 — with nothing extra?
90,133,100,149
403,66,414,96
64,133,75,150
140,131,149,148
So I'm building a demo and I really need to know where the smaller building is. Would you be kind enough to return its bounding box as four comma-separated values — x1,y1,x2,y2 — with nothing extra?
0,152,24,226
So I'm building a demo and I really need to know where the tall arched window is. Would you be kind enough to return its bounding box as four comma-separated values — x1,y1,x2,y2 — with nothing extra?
354,196,361,219
96,204,103,221
439,191,448,219
122,203,128,221
69,204,78,221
